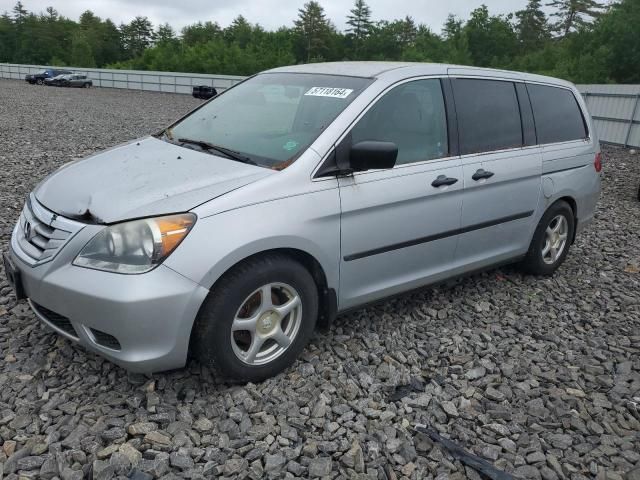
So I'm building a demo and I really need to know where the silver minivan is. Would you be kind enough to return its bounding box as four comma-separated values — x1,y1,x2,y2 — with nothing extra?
4,62,601,381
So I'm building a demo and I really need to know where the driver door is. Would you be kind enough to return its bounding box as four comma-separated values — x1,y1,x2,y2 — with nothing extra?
338,78,464,309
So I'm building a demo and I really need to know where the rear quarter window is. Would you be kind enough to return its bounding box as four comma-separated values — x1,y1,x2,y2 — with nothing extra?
527,84,587,144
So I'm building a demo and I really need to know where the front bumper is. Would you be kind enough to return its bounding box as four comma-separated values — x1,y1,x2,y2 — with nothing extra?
8,225,209,373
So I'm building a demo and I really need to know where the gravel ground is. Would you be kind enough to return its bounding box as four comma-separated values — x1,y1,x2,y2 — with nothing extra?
0,78,639,480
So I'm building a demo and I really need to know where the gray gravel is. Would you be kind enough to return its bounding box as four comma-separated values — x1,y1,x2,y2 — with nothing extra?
1,78,639,480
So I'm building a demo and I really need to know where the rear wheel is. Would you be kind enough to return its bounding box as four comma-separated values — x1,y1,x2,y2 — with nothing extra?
521,200,575,276
192,254,318,382
83,83,91,88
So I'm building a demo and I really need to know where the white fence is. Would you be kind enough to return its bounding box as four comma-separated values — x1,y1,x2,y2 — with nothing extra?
0,63,245,94
1,63,639,148
578,85,640,148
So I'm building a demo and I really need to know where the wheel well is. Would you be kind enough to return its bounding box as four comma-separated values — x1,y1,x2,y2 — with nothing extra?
210,248,337,329
556,196,578,243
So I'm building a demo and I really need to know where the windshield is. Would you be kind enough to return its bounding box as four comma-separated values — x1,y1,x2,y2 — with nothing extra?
166,73,373,169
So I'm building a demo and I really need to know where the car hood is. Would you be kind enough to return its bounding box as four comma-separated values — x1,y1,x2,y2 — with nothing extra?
34,136,274,224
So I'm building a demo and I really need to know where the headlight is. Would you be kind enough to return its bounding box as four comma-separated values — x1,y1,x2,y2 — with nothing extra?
73,213,196,274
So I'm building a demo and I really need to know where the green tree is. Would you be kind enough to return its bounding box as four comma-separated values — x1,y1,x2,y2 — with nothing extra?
71,31,95,66
441,14,473,65
362,17,417,60
121,16,154,57
155,23,176,44
45,6,57,21
397,16,417,50
402,25,446,62
0,12,15,61
12,1,26,22
293,1,334,62
595,0,639,82
98,19,124,65
547,0,607,36
346,0,372,57
2,0,631,84
181,21,221,46
12,1,27,57
225,15,253,48
79,10,102,60
464,5,518,67
516,0,550,51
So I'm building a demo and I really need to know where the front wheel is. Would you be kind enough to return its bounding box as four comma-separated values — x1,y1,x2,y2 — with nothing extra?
192,254,318,382
520,200,575,276
36,78,44,85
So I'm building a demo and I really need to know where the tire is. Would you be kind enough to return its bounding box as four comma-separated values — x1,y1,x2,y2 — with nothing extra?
192,253,318,382
83,83,91,88
36,78,44,85
520,200,575,276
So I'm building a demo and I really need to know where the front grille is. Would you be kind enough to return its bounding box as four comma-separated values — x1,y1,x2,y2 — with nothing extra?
90,329,121,350
31,302,78,338
14,194,84,265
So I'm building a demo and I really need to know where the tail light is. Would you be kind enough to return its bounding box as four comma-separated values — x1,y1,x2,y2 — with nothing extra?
594,152,602,173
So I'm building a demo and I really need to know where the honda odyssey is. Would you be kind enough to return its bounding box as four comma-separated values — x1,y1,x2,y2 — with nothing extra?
4,62,601,381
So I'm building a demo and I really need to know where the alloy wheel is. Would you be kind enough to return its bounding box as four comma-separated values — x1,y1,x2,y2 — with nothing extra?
230,282,303,366
542,214,569,265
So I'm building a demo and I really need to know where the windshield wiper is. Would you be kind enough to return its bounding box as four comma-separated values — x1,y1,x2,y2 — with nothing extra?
176,138,258,166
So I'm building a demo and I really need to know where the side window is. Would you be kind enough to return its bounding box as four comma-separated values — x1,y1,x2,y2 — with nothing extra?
527,84,587,144
351,79,449,165
452,79,523,155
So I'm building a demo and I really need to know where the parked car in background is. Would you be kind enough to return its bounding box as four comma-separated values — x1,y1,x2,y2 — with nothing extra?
193,85,217,99
4,62,601,381
60,74,93,88
44,74,72,87
25,68,73,85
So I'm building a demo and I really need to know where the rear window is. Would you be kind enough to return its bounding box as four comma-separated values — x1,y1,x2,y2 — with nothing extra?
452,79,523,155
527,84,587,144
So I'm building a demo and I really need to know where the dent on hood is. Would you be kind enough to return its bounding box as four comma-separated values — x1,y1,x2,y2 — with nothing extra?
33,136,274,224
60,195,104,224
66,208,103,224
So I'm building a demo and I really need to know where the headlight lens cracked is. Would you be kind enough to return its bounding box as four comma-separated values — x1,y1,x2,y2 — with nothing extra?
73,213,196,274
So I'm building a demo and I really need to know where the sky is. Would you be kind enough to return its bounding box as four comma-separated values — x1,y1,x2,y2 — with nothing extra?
0,0,545,33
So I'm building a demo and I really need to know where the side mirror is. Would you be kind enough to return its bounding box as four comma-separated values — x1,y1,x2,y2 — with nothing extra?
350,141,398,172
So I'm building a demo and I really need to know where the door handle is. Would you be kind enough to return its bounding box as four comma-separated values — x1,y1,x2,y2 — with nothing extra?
472,169,495,181
431,175,459,188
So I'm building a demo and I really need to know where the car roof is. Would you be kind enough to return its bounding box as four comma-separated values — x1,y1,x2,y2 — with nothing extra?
264,61,574,87
265,62,420,78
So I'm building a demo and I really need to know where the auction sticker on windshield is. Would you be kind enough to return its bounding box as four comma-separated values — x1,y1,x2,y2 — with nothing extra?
304,87,353,99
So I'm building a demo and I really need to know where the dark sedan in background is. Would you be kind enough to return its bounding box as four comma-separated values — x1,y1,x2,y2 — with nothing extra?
25,68,73,85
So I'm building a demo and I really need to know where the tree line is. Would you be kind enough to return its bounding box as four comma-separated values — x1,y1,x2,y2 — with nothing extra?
0,0,638,84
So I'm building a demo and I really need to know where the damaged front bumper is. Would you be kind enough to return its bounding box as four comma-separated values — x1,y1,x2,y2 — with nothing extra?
7,210,209,373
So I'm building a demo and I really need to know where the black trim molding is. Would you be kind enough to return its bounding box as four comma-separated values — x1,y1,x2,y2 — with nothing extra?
343,210,534,262
543,164,588,175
